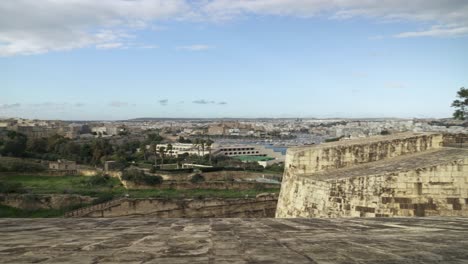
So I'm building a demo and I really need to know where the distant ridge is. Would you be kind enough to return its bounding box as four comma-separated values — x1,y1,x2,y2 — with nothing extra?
124,117,413,122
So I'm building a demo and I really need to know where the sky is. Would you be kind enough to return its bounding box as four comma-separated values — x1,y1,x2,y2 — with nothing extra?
1,0,467,120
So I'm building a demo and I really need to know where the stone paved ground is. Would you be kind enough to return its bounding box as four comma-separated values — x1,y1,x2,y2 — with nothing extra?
1,217,468,263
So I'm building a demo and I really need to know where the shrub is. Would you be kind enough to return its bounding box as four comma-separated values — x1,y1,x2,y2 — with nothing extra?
380,130,391,135
0,182,25,193
265,163,285,173
190,174,205,184
87,174,111,187
198,167,223,173
122,169,163,186
92,193,115,205
254,183,266,191
142,175,163,185
244,162,264,172
8,160,46,172
325,136,344,143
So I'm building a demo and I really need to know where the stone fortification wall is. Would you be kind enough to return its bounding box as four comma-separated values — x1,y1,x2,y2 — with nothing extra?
277,156,468,217
0,194,94,210
155,170,282,182
276,133,468,218
67,195,278,218
122,181,280,190
285,133,443,176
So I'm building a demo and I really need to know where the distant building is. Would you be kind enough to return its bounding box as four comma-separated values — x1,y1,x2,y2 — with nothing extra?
16,125,57,139
143,143,209,156
214,145,286,164
60,124,83,139
91,126,108,136
104,161,118,172
49,160,77,171
207,125,225,135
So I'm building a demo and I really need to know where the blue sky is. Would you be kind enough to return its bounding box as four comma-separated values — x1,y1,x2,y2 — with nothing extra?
1,0,467,120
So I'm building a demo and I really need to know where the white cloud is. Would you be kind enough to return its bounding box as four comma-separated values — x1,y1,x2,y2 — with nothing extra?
0,0,190,56
96,42,124,50
192,99,227,105
1,0,467,56
138,44,159,49
0,103,21,110
109,101,130,107
202,0,468,37
177,44,214,51
395,25,468,38
158,99,169,106
385,82,407,89
193,99,215,104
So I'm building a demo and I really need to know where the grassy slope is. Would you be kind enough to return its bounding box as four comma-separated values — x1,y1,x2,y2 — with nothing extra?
0,174,125,196
127,188,280,199
0,204,78,218
0,174,280,217
0,174,279,198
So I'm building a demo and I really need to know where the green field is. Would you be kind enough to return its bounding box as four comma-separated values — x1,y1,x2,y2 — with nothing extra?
0,174,280,199
127,188,280,199
0,174,125,196
0,174,280,217
0,204,78,218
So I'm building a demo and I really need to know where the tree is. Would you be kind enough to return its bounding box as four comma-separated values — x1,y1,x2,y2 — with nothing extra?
149,143,158,166
140,143,148,161
178,136,191,143
200,140,205,156
27,138,48,153
122,169,163,185
193,138,201,156
166,144,173,157
159,146,166,165
205,139,214,165
190,173,205,184
1,131,27,157
146,133,163,144
452,87,468,120
90,138,113,165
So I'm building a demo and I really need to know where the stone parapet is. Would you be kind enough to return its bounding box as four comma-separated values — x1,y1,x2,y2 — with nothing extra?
285,132,443,176
277,133,468,218
66,195,278,218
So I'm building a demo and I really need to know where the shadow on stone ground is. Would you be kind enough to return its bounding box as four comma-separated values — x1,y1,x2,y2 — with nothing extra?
1,217,468,263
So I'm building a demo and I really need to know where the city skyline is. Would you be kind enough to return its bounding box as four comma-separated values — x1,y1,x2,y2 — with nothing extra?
1,1,468,120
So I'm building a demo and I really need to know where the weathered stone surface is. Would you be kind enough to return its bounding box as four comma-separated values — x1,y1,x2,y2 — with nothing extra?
277,133,468,218
1,217,468,263
0,194,94,210
286,132,444,175
66,196,278,218
122,181,280,190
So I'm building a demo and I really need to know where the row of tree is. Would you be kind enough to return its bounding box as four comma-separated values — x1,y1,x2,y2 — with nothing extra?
0,131,221,168
0,131,118,165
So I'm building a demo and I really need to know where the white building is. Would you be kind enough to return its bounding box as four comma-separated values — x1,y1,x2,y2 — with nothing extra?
143,143,210,156
214,144,285,162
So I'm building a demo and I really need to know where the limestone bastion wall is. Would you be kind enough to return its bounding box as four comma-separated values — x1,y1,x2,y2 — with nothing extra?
276,133,468,218
77,196,278,218
284,132,444,176
0,194,94,210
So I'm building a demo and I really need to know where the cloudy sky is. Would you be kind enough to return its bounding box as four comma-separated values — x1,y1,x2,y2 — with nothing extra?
1,0,467,120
